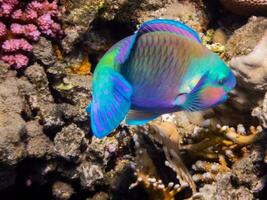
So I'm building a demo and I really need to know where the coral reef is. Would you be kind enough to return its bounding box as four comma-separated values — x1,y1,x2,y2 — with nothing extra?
0,0,62,68
226,17,267,93
61,0,208,54
0,0,267,200
130,114,267,199
130,124,191,200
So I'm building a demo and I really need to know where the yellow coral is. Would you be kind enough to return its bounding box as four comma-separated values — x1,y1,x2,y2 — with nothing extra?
71,57,92,75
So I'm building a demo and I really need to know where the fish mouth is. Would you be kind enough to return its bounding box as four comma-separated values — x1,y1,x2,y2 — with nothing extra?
218,93,228,104
225,73,237,92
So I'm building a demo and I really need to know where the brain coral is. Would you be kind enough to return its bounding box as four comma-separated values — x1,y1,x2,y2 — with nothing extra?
0,0,63,69
220,0,267,16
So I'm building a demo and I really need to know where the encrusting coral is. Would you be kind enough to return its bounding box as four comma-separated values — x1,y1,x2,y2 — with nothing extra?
181,124,265,161
0,0,63,68
130,123,192,200
128,113,266,199
253,92,267,129
220,0,267,16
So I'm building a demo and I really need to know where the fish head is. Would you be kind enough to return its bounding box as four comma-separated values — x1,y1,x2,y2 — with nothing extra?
198,55,236,108
207,55,236,96
177,54,236,111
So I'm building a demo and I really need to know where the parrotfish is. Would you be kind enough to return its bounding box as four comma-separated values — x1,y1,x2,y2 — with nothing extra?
87,19,236,138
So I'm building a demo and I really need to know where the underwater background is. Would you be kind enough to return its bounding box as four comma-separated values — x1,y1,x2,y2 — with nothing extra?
0,0,267,199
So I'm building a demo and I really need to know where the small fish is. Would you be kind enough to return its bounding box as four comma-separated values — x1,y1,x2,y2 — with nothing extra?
87,19,236,138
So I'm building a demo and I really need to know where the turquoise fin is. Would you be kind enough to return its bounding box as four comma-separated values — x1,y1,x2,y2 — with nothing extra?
126,110,160,125
88,67,133,138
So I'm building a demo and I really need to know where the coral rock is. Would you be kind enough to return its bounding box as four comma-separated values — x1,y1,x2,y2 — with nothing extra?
220,0,267,16
220,16,267,124
52,181,74,200
87,192,109,200
78,162,104,189
61,0,104,53
0,75,27,165
32,37,56,66
26,135,54,158
54,124,85,161
252,92,267,128
196,173,254,200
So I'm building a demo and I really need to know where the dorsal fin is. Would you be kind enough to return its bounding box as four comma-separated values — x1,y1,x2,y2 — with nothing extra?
115,19,202,64
136,19,201,43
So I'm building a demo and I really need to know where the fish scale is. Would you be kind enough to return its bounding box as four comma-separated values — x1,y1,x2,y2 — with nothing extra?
122,32,193,108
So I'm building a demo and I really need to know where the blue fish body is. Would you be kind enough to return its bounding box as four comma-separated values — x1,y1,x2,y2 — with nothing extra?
87,19,236,138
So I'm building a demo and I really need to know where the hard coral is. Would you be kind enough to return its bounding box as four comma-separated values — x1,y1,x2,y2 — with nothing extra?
220,0,267,16
0,0,63,69
130,121,196,200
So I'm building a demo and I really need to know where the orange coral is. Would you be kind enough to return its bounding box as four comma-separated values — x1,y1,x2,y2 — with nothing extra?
71,57,91,75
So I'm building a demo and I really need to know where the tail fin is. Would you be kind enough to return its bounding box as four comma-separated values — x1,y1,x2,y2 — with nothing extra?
87,67,132,138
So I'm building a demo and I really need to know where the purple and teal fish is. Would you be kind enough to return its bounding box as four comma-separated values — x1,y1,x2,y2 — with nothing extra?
87,19,236,138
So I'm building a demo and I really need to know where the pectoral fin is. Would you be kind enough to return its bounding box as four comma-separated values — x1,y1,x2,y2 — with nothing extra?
88,68,133,138
179,72,210,111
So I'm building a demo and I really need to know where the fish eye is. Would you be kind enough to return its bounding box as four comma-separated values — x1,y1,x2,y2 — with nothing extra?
218,77,226,85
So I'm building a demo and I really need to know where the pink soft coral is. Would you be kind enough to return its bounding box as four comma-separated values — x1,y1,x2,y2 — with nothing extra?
0,22,6,37
1,54,29,69
2,39,33,52
0,0,18,17
0,0,63,69
11,23,41,41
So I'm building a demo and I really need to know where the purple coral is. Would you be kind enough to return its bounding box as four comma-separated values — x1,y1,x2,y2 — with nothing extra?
0,0,63,69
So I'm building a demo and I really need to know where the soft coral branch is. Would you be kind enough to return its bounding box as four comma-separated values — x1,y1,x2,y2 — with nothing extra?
0,0,63,68
2,39,33,52
1,54,29,69
0,22,7,37
11,23,41,41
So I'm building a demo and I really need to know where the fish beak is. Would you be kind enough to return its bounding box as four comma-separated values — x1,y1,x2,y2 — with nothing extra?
225,72,237,92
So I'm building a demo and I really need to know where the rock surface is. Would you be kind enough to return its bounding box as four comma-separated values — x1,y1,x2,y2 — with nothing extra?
212,16,267,125
220,0,267,16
